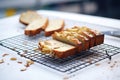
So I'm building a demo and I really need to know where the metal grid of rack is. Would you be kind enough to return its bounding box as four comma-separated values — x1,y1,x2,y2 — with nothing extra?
0,34,120,74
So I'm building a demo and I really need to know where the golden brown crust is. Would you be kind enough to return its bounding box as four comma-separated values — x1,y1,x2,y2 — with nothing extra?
41,20,49,30
25,28,43,36
19,18,28,25
77,35,90,50
53,47,76,58
88,30,104,45
95,34,104,45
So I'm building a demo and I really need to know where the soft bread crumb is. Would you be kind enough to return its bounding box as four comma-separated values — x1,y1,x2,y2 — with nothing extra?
20,67,27,71
0,59,4,64
95,63,100,66
17,61,22,64
10,57,17,61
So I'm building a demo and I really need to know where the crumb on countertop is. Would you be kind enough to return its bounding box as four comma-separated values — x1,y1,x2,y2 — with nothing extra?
25,59,34,67
63,76,69,80
95,63,100,66
20,67,27,71
0,59,4,64
110,61,118,69
2,53,9,57
17,61,22,64
108,61,111,64
10,57,17,61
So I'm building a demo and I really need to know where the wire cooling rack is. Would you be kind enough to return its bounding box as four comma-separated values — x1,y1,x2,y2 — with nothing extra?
0,34,120,74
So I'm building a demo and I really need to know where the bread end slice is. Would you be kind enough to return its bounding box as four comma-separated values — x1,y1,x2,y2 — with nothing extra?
92,30,104,45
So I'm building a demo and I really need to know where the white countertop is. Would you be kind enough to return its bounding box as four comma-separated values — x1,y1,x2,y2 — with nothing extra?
0,10,120,80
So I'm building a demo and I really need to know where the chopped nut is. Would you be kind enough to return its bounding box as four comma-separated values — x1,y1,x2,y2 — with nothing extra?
17,61,22,64
0,59,4,64
20,68,27,71
95,63,100,66
25,63,30,67
10,57,17,61
2,53,9,57
25,60,34,67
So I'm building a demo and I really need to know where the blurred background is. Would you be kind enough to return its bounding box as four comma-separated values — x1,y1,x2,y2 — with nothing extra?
0,0,120,19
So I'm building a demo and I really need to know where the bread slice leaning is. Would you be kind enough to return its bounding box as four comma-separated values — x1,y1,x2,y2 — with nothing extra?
19,11,41,25
45,19,65,36
39,40,76,58
25,18,48,36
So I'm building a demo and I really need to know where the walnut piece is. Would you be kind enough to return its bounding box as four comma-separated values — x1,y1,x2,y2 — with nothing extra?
25,60,34,67
0,59,4,64
95,63,100,66
20,68,27,71
17,61,22,64
10,57,17,61
2,53,9,57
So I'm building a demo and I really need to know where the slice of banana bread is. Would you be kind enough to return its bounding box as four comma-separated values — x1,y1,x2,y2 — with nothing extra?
39,40,76,58
25,18,48,36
